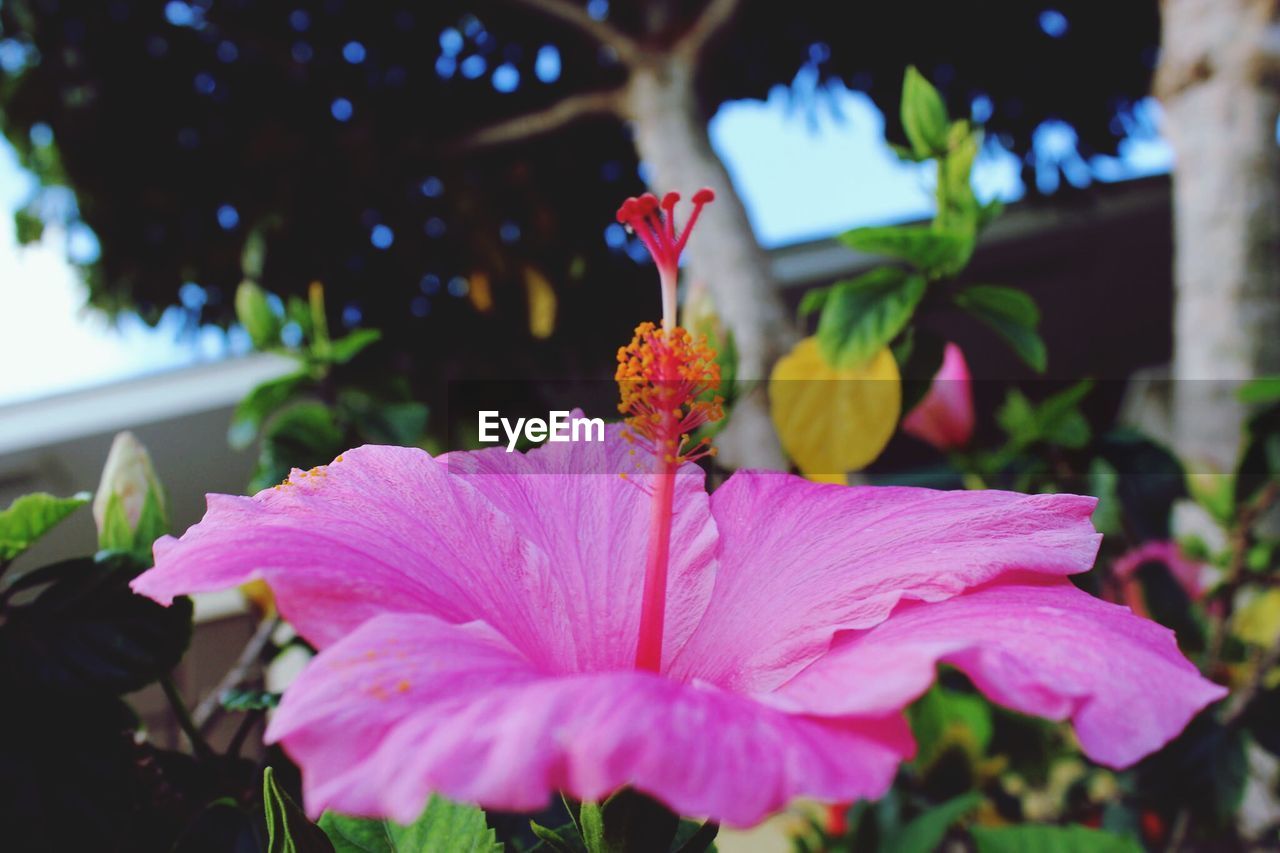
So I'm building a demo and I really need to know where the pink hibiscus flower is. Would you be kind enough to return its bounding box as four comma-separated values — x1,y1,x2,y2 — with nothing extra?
132,191,1224,828
902,341,975,451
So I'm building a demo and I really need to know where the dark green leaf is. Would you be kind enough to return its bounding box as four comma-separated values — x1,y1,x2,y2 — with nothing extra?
222,687,281,712
816,268,926,369
600,788,680,853
908,685,993,772
954,285,1046,372
0,553,193,695
250,403,345,492
264,767,335,853
319,794,502,852
0,491,90,562
355,402,429,446
174,800,265,853
237,281,282,349
901,66,949,156
327,329,382,364
839,226,973,278
530,821,586,852
672,820,719,853
972,825,1141,853
893,328,947,414
879,792,981,853
230,372,311,449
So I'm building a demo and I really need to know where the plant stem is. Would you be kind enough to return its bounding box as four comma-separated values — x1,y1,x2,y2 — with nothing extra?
194,615,280,731
159,672,214,761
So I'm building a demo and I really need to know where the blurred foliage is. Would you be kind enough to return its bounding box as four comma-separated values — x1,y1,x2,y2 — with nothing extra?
0,0,1158,410
230,280,431,491
773,68,1044,481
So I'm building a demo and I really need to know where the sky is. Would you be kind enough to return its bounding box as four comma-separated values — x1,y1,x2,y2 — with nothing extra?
0,81,1173,406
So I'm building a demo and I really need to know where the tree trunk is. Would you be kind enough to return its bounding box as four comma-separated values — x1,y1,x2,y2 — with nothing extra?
624,58,795,470
1157,0,1280,470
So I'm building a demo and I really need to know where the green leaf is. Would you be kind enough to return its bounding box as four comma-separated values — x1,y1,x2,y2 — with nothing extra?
971,825,1141,853
893,328,947,415
327,329,382,364
1240,376,1280,404
530,822,586,852
236,281,282,349
954,285,1047,373
319,795,501,852
600,788,680,853
901,66,950,157
839,225,973,278
264,767,335,853
671,820,718,853
0,491,90,563
221,687,281,712
995,381,1093,451
816,268,926,369
250,402,345,492
879,792,982,853
355,402,429,447
229,371,310,449
798,286,831,319
908,685,993,771
0,553,193,695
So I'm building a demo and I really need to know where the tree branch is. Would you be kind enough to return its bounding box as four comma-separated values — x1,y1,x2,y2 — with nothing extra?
442,88,624,153
496,0,641,64
673,0,744,62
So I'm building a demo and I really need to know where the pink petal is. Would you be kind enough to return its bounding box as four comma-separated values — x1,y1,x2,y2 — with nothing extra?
266,612,913,828
133,431,717,671
440,422,717,671
133,445,567,662
671,473,1101,692
902,342,974,451
767,577,1226,767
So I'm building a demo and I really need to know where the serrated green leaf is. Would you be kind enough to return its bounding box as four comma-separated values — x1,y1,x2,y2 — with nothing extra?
902,66,949,156
319,795,501,852
229,372,310,449
816,269,926,369
839,226,973,278
879,792,982,853
971,824,1142,853
264,767,335,853
954,285,1046,373
0,491,90,563
328,328,382,365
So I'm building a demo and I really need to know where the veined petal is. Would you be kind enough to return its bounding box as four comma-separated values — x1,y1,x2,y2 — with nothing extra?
672,473,1101,692
133,446,573,665
767,577,1226,767
267,612,913,829
439,421,718,670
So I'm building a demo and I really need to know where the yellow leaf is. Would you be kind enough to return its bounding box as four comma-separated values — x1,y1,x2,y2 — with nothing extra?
524,267,557,339
468,271,494,313
1235,588,1280,647
769,337,901,481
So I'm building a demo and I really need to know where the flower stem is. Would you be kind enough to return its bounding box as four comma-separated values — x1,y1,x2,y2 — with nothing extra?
159,672,214,761
635,459,677,672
